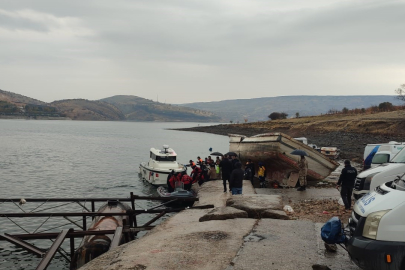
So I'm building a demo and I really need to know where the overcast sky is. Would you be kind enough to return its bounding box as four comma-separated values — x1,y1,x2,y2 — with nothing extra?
1,0,404,104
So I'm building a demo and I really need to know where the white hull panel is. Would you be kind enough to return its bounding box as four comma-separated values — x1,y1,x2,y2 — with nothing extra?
139,162,186,186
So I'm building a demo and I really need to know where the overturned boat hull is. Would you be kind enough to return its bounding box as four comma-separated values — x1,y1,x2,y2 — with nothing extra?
71,201,131,270
229,133,339,182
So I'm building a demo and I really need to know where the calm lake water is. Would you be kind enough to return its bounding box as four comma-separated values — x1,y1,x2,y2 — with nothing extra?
0,120,229,270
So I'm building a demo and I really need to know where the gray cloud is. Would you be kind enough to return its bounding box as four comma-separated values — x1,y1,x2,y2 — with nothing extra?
0,0,404,103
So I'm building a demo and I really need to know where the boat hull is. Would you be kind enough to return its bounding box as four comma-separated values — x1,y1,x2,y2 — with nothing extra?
229,133,339,182
156,186,196,207
139,163,186,186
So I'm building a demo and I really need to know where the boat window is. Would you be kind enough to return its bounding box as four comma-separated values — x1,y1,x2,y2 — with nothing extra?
391,150,405,163
155,156,176,162
372,154,390,164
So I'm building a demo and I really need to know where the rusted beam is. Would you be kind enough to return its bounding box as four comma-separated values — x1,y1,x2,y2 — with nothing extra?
142,211,166,227
36,228,72,270
0,233,45,257
2,227,155,240
0,196,198,203
0,206,206,218
109,226,123,250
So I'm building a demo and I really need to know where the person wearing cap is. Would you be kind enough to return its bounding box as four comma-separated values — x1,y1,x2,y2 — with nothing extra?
337,160,358,210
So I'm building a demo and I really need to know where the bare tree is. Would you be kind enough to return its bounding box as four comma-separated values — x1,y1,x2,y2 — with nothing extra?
396,84,405,101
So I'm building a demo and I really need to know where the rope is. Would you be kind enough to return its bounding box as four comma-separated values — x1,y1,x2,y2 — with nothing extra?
29,199,49,213
36,217,90,234
33,214,53,234
4,216,30,234
33,201,76,213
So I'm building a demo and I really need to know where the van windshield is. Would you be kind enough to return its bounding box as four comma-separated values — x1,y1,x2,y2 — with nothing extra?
391,150,405,163
372,154,390,164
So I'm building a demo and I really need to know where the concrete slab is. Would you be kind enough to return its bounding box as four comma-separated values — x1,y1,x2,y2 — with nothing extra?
228,219,360,270
255,187,341,205
226,194,283,218
194,180,256,207
199,206,248,222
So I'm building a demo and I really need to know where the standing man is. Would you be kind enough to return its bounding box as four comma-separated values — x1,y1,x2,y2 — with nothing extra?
337,160,358,210
230,162,244,195
220,154,233,192
231,154,240,172
297,155,308,191
258,162,266,188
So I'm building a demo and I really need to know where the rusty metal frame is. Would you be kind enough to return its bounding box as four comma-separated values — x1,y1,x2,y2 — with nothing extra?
36,228,72,270
0,233,45,257
0,193,207,269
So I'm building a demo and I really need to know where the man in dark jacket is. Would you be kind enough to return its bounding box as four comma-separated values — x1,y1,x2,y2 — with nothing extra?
219,154,233,192
231,155,240,172
230,162,244,195
337,160,358,210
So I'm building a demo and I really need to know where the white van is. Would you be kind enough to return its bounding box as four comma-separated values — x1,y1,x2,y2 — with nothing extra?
353,147,405,200
363,142,405,170
347,178,405,269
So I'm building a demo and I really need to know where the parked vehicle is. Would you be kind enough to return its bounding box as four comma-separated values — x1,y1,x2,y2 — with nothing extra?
353,147,405,200
363,142,405,170
347,177,405,270
320,147,340,159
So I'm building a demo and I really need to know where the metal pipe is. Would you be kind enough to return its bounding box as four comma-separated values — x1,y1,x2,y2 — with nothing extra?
1,227,154,240
142,211,166,227
0,207,203,217
0,196,199,202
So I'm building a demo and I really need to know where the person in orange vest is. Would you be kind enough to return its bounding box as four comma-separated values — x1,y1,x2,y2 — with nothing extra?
189,160,196,167
197,156,203,166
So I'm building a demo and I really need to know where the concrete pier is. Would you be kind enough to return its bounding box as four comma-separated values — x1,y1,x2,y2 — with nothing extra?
80,181,359,270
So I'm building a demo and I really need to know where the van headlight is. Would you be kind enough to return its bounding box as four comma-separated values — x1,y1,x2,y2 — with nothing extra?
363,172,379,190
362,210,390,239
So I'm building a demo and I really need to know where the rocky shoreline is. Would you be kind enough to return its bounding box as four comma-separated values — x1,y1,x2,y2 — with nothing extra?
173,123,405,162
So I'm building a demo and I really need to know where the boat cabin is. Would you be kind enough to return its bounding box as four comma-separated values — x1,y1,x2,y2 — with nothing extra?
150,145,177,162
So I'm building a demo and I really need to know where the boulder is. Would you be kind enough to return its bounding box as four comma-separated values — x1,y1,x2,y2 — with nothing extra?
226,194,282,218
261,209,290,220
199,206,248,222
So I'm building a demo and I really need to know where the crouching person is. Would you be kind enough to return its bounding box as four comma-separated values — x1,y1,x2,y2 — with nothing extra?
230,162,244,195
180,171,193,191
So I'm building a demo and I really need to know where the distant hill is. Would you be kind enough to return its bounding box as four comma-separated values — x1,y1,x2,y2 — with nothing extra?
0,89,222,122
180,95,403,122
0,89,46,105
101,95,222,122
50,99,126,121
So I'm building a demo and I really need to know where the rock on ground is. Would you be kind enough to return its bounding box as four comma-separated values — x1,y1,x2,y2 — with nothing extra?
226,194,283,218
199,206,248,222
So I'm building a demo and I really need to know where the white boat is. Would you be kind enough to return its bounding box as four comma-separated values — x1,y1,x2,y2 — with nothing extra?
229,133,339,182
139,145,186,186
